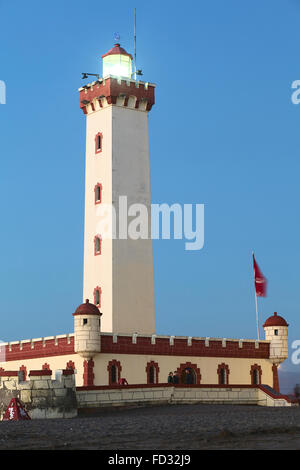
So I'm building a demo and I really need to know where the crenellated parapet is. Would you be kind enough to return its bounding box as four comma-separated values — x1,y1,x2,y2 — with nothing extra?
100,333,270,359
0,332,271,363
1,334,74,362
79,77,155,115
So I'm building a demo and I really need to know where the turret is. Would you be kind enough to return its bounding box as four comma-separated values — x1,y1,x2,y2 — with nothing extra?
73,299,102,359
263,312,289,364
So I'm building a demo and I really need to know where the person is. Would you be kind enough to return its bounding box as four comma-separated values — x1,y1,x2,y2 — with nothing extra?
173,371,179,385
185,368,193,385
118,377,128,385
167,372,173,384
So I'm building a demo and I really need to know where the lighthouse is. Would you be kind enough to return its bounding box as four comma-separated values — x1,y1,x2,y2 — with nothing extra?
79,43,156,335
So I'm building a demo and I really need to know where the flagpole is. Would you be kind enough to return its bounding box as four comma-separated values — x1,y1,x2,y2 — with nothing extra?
255,290,260,340
252,251,260,340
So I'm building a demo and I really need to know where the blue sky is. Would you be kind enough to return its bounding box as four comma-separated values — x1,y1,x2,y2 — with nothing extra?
0,0,299,373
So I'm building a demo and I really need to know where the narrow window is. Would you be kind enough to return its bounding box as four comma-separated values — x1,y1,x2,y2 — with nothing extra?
94,235,102,255
146,361,160,384
217,363,229,385
95,133,103,154
111,365,117,384
94,287,102,307
220,368,227,385
107,360,122,385
149,366,155,384
94,183,102,205
250,364,262,385
96,186,101,201
274,329,278,336
253,369,259,385
96,135,101,151
83,318,88,325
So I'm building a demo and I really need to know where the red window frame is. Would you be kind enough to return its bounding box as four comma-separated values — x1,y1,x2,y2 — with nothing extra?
94,183,102,205
94,235,102,256
217,363,230,385
93,286,102,307
146,361,160,384
95,132,103,154
250,364,262,385
107,359,122,385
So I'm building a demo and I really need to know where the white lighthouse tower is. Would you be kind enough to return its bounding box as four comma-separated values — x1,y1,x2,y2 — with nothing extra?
79,43,156,335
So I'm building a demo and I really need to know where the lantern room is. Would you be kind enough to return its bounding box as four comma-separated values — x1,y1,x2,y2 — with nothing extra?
102,43,133,79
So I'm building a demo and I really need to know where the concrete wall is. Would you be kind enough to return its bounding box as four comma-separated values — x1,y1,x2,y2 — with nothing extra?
77,385,293,408
0,371,77,419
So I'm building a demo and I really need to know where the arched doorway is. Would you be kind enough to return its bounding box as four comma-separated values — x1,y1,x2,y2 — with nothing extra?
181,367,196,385
176,362,201,384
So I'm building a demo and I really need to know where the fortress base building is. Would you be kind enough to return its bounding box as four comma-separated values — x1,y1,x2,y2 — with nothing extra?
0,43,292,410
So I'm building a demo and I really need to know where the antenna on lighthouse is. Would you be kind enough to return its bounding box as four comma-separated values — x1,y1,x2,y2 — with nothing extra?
134,8,137,80
133,8,143,79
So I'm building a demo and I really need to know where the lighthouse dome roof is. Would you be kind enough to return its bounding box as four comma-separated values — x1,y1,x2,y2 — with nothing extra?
102,43,133,60
73,299,101,316
263,312,288,328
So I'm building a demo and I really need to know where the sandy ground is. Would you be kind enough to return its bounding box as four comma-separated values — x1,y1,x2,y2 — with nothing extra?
0,403,300,450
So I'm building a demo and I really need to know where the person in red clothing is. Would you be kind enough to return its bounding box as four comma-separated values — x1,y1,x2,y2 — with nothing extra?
118,377,128,385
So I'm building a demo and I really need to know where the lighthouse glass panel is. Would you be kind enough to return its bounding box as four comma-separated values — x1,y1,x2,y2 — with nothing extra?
103,54,132,79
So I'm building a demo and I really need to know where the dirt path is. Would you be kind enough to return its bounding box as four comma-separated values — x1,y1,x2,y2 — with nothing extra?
0,404,300,450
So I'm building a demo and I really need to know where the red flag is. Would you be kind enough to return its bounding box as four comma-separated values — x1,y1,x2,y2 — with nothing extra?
253,253,267,297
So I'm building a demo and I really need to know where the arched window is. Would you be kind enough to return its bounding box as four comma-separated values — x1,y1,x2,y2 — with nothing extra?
217,363,230,385
250,364,262,385
19,365,27,381
146,361,159,384
176,362,201,385
107,360,122,385
93,286,102,307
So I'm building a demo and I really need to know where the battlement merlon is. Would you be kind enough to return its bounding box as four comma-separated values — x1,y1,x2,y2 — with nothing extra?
79,76,156,114
0,333,271,362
